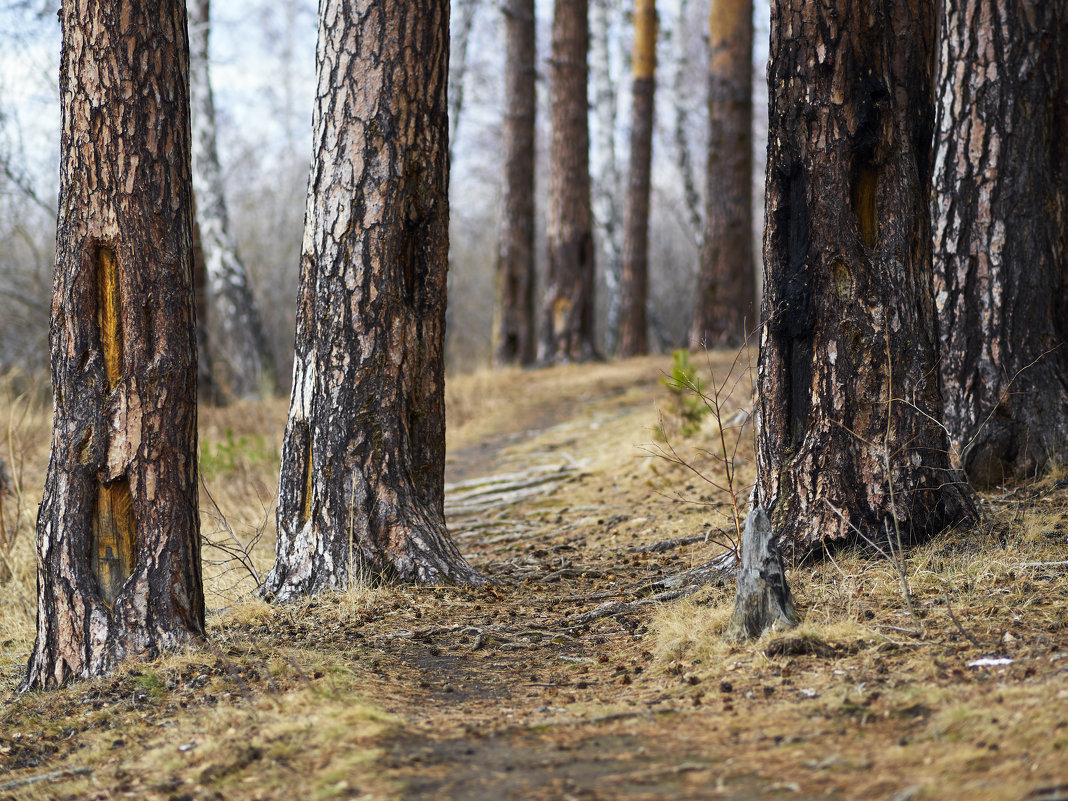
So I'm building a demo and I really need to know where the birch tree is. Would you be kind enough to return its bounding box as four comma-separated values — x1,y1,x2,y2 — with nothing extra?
617,0,657,357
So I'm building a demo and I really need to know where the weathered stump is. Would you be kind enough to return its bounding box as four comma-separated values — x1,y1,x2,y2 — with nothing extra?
725,507,797,642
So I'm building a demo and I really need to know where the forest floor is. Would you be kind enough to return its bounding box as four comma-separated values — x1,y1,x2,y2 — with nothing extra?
1,354,1067,801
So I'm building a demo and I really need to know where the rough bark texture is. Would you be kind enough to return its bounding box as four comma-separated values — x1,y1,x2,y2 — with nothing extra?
725,507,796,642
492,0,537,366
25,0,204,689
265,0,483,601
690,0,754,350
756,0,974,551
189,0,277,401
933,0,1068,487
540,0,598,364
617,0,656,357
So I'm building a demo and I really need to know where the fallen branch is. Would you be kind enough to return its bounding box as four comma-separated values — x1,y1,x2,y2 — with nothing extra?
0,767,92,792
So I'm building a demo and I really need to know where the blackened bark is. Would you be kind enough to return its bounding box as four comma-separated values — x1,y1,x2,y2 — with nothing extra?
540,0,597,364
265,0,483,601
189,0,278,400
617,0,656,358
690,0,754,350
933,0,1068,487
25,0,203,689
756,0,974,551
493,0,537,366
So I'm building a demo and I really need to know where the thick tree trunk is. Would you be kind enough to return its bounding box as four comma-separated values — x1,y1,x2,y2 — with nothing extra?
541,0,598,364
756,0,974,551
933,0,1068,487
493,0,537,367
690,0,754,350
25,0,203,689
265,0,483,601
617,0,656,357
189,0,277,401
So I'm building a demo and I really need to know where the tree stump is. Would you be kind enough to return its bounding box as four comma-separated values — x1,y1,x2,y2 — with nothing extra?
725,507,797,642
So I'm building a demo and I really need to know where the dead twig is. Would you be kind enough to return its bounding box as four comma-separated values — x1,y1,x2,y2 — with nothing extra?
943,590,983,649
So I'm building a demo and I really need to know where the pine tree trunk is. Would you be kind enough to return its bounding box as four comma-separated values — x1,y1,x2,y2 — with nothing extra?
189,0,277,401
25,0,204,689
493,0,537,366
690,0,754,350
191,211,219,405
265,0,483,601
617,0,656,357
932,0,1068,487
756,0,974,551
541,0,598,364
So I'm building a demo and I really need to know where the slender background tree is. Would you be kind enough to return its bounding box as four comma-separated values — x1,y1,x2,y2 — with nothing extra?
932,0,1068,487
690,0,754,349
541,0,598,364
493,0,538,366
265,0,483,600
25,0,203,689
189,0,278,401
756,0,972,550
617,0,657,357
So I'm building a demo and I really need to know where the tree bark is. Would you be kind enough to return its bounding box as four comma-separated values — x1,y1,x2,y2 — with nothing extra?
189,0,278,401
756,0,974,552
493,0,537,366
617,0,656,357
24,0,204,689
265,0,483,601
690,0,754,350
540,0,598,364
932,0,1068,487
